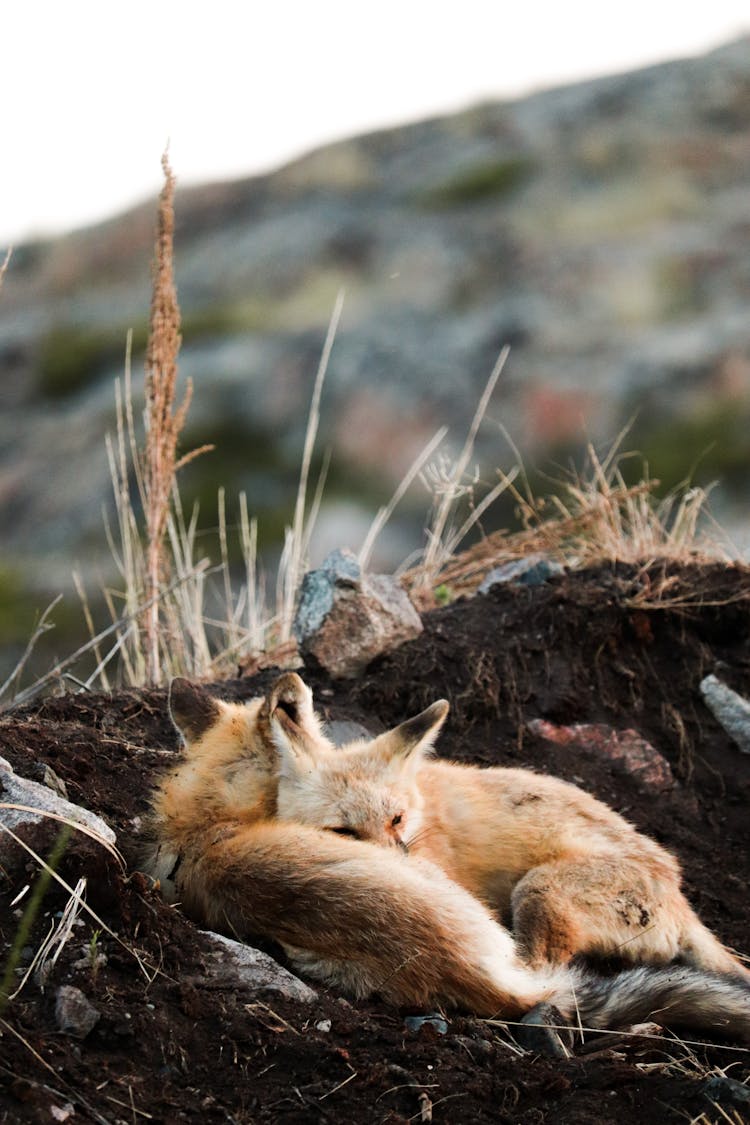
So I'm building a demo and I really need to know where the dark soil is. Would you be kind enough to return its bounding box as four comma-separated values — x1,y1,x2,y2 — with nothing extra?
1,561,750,1124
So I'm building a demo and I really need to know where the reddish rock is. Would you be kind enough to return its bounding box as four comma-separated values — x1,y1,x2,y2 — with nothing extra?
527,719,675,794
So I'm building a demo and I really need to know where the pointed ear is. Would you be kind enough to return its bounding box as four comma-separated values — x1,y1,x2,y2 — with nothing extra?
168,678,222,743
265,673,324,774
267,672,320,737
386,699,449,765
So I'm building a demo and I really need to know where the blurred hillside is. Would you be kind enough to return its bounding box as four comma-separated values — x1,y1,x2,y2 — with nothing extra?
2,36,750,661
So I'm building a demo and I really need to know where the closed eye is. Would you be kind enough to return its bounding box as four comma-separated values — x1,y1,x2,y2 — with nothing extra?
328,826,361,839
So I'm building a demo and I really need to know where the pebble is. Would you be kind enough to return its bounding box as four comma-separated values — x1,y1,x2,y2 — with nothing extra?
403,1014,448,1035
478,555,565,593
55,985,100,1039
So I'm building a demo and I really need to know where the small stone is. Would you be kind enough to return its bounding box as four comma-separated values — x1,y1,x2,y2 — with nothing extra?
403,1013,448,1035
452,1034,494,1059
28,762,68,800
50,1104,75,1122
55,985,100,1039
479,555,564,593
316,1019,332,1032
700,674,750,754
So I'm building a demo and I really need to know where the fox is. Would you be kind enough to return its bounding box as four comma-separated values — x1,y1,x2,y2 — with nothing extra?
272,691,750,986
143,674,750,1041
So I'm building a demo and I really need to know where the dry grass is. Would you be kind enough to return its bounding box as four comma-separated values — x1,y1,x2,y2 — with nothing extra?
62,159,338,690
0,810,152,985
407,346,520,593
404,435,732,608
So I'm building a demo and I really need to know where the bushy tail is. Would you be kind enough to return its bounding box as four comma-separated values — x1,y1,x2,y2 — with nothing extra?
550,964,750,1041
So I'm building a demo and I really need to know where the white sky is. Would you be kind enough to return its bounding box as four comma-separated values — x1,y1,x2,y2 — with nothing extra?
3,2,749,246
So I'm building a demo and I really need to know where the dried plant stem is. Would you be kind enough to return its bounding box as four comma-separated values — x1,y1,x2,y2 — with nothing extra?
278,290,344,641
359,426,448,571
142,153,184,681
416,346,510,589
0,825,71,1015
141,152,212,682
6,562,208,710
0,596,62,702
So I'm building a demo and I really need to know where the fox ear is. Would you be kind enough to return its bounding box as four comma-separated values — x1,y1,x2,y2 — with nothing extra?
266,673,324,773
267,672,320,738
169,678,222,743
386,699,449,765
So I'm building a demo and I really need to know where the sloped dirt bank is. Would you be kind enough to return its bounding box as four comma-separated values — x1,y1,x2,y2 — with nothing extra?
1,561,749,1123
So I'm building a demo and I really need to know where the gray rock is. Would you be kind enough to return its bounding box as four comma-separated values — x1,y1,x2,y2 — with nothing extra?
294,549,422,678
55,984,101,1038
294,548,361,640
478,555,565,593
326,719,373,746
703,1075,750,1110
0,756,116,871
700,674,750,754
200,931,317,1003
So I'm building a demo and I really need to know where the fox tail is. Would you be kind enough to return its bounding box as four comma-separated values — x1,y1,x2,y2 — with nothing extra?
549,964,750,1040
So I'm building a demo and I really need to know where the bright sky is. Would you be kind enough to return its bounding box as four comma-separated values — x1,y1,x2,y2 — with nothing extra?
4,2,748,246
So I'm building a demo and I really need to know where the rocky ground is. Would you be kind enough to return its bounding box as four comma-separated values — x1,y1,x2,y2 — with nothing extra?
1,561,750,1123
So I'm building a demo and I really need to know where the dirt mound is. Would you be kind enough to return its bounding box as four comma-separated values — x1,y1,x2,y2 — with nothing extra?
1,562,749,1123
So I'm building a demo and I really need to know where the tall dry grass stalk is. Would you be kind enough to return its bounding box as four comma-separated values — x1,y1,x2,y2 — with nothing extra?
141,153,211,682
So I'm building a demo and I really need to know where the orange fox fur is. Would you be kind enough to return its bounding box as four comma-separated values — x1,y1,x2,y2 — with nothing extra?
274,695,750,986
144,675,750,1040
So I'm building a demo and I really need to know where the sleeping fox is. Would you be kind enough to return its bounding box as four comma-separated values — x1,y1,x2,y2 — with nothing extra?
272,691,750,983
143,674,750,1040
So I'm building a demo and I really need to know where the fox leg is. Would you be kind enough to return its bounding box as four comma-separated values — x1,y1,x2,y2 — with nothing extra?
678,910,750,983
510,857,685,969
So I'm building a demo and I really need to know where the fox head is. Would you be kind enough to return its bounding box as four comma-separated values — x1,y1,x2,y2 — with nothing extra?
165,672,332,822
274,698,449,850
